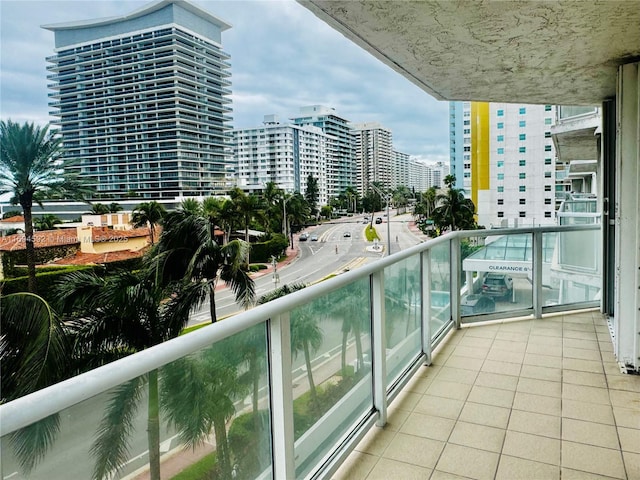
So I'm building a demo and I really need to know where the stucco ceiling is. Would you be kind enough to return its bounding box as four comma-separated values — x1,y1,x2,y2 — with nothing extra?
299,1,640,105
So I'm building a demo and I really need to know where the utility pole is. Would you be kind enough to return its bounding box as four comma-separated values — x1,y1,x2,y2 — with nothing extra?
370,184,392,256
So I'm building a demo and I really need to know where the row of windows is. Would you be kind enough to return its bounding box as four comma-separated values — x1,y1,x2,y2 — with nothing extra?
496,211,553,218
497,198,553,205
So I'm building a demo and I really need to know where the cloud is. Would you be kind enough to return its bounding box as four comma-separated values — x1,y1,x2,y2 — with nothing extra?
0,0,448,158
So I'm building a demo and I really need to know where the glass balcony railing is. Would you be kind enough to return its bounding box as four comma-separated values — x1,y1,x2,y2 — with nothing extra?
0,224,600,480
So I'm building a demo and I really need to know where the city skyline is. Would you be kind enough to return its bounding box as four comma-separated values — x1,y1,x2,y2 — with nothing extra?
0,0,449,163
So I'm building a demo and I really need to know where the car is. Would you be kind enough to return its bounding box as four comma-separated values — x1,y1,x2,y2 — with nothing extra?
375,217,383,224
460,294,496,315
481,273,514,298
310,234,318,241
343,231,351,237
299,232,309,241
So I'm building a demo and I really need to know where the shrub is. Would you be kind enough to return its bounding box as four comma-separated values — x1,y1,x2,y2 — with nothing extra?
250,233,288,263
0,265,97,303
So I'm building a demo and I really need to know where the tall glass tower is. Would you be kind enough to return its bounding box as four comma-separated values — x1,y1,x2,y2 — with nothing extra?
43,0,233,200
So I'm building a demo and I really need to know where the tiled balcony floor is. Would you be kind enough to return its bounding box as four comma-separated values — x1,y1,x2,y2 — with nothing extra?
333,311,640,480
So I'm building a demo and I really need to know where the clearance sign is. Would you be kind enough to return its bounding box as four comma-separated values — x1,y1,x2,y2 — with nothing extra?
462,258,532,274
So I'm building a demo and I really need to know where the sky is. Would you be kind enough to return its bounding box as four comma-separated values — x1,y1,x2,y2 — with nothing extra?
0,0,450,162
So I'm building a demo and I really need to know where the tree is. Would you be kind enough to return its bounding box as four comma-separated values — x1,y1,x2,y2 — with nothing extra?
284,193,310,245
55,266,202,480
230,187,259,266
88,203,110,215
291,303,323,406
432,177,476,233
304,174,319,218
0,120,90,292
156,206,255,323
34,214,61,231
1,293,69,474
131,201,166,246
108,202,122,213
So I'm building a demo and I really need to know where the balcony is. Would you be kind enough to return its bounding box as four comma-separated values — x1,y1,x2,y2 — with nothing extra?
2,225,638,480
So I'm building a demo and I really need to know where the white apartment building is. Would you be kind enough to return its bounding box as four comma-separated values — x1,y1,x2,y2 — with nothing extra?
393,150,411,189
43,1,233,200
233,115,328,205
291,106,354,200
351,122,394,195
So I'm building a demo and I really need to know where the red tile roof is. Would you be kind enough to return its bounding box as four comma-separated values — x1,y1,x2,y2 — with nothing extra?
50,248,147,266
0,229,79,252
0,215,25,223
90,226,150,242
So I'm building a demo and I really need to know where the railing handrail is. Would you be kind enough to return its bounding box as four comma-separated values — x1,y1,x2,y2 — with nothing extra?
0,223,600,436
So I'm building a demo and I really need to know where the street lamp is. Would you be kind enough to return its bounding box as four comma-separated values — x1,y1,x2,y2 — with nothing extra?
370,184,392,256
281,193,294,247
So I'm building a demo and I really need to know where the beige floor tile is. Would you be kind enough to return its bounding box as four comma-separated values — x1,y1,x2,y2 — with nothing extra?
435,366,479,385
382,433,444,469
458,402,511,429
526,342,563,357
528,334,563,346
467,384,515,408
508,410,560,438
486,348,525,364
561,441,626,479
618,426,640,454
502,430,561,465
563,322,596,332
599,341,614,354
499,320,533,332
612,406,640,429
562,357,604,373
563,330,598,341
562,370,607,388
430,471,472,480
464,328,498,339
426,379,472,401
562,399,614,425
365,457,432,480
495,455,560,480
474,371,519,391
610,388,640,410
481,359,521,376
457,335,494,348
495,331,529,342
607,374,640,393
561,468,622,480
563,383,611,405
404,373,436,394
531,327,563,338
448,420,505,453
331,451,378,480
523,352,563,369
442,355,483,372
492,339,527,353
517,377,561,397
385,406,411,431
452,345,489,359
413,394,464,420
435,443,499,480
389,390,421,414
564,346,602,361
623,451,640,480
519,364,562,382
513,391,561,416
398,412,455,442
561,418,620,449
355,425,397,456
563,337,600,351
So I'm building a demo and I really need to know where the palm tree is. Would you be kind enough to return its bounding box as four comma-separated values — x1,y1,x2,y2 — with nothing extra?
291,303,324,406
333,281,369,376
55,266,203,480
433,186,475,232
34,214,61,231
108,202,122,213
1,292,69,474
230,187,259,265
131,201,166,245
88,203,110,215
0,120,90,292
284,193,310,246
156,207,255,323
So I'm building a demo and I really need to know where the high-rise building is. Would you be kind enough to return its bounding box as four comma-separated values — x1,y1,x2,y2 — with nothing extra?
233,115,328,204
449,101,472,194
43,0,233,200
351,122,394,195
392,150,411,189
450,101,557,228
291,105,354,200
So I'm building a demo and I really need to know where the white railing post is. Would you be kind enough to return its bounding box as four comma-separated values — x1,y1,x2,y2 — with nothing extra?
422,249,433,365
450,236,461,329
269,312,296,479
532,230,544,318
371,271,387,427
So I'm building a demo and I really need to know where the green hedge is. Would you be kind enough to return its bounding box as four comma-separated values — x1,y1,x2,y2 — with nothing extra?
1,265,97,303
250,234,288,263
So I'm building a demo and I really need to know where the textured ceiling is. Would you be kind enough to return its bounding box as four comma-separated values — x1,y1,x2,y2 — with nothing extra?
300,1,640,105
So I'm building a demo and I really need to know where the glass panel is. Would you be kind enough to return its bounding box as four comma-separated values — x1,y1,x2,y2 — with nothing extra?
547,229,601,305
384,257,422,385
430,242,451,340
1,325,272,480
461,233,533,320
292,278,373,478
